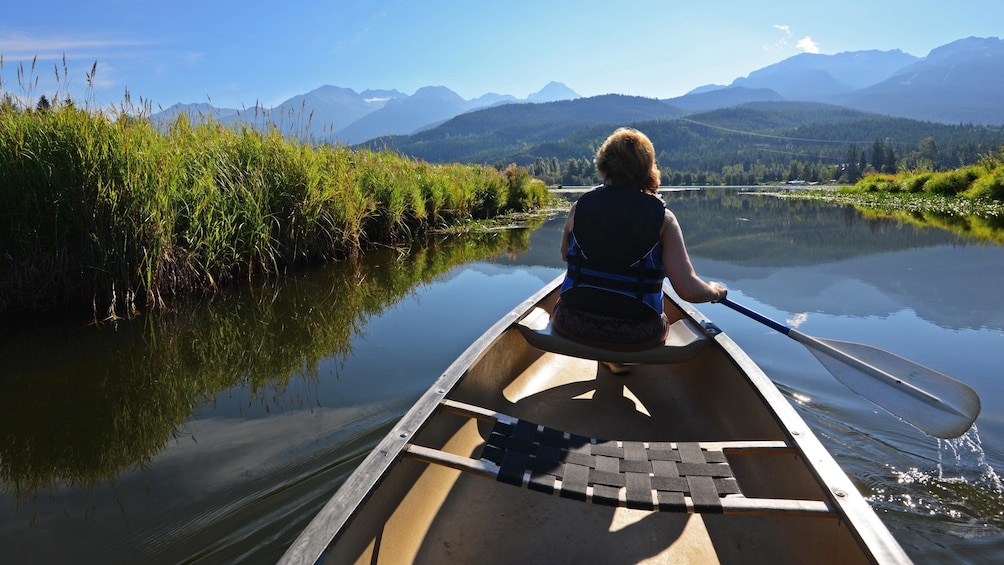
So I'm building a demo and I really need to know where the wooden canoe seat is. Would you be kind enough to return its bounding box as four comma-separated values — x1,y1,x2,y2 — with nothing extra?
404,400,837,518
515,307,709,364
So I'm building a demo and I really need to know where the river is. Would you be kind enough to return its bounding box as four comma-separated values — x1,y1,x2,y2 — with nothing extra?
1,188,1002,563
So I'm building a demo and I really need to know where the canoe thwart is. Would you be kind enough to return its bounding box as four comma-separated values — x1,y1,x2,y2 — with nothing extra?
514,307,710,364
405,400,834,518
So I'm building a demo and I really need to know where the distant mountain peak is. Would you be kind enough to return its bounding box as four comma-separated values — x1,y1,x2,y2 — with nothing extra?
148,36,1004,147
360,88,406,101
686,84,727,95
527,82,581,102
924,36,1004,61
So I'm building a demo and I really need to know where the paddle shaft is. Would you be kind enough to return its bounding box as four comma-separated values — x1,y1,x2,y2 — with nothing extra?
718,297,791,335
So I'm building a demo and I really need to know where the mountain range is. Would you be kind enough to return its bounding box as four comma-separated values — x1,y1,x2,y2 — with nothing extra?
152,36,1004,145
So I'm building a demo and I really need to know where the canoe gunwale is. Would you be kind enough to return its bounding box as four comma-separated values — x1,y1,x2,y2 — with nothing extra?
278,275,912,564
278,282,557,565
667,283,911,564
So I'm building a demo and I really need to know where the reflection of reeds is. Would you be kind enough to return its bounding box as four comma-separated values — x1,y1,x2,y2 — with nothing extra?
0,227,536,501
860,206,1004,245
0,101,549,316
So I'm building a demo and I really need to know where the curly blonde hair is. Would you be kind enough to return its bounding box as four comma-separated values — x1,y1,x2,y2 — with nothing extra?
594,128,660,193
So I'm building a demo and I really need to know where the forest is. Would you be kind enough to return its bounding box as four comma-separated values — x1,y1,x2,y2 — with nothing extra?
365,101,1004,187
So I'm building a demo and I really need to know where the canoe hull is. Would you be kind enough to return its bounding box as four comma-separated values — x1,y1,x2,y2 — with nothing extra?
281,277,910,564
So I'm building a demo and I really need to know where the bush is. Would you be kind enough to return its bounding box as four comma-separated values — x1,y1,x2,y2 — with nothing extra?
902,172,933,193
853,174,900,193
925,167,981,196
964,170,1004,201
503,163,549,211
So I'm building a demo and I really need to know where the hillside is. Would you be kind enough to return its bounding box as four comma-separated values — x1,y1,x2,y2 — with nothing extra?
357,94,685,163
832,37,1004,124
369,100,1004,186
727,49,921,99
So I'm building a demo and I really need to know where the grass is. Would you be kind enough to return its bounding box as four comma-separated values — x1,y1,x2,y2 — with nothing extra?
845,144,1004,203
0,98,550,316
776,145,1004,243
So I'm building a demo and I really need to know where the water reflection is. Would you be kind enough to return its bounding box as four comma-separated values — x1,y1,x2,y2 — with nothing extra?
2,189,1002,563
532,188,1004,331
0,227,537,502
859,205,1004,246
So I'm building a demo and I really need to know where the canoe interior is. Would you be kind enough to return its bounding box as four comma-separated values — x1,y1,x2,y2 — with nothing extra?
318,288,888,564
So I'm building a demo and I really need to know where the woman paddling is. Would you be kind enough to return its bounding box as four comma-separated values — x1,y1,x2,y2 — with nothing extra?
553,127,727,357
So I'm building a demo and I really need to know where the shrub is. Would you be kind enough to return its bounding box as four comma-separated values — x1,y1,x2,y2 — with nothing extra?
503,163,549,211
925,167,981,196
902,172,933,193
853,174,900,193
963,170,1004,201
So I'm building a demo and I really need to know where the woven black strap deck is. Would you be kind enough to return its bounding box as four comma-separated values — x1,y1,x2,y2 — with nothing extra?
403,400,837,517
480,417,739,512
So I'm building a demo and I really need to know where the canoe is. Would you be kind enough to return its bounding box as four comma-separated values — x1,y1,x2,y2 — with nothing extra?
279,275,911,564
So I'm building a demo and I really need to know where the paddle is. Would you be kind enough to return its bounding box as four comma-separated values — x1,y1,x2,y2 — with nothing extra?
718,297,981,439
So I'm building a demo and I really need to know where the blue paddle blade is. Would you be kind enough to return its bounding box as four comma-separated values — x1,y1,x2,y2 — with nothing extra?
790,330,981,439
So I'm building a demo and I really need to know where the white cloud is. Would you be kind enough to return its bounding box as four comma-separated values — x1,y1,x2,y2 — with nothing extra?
797,36,821,54
764,24,793,51
787,312,809,328
0,32,148,60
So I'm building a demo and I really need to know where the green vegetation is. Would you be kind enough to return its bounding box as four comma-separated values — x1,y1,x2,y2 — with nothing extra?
367,100,1004,187
0,99,549,316
790,189,1004,245
775,146,1004,244
845,143,1004,203
534,118,1004,187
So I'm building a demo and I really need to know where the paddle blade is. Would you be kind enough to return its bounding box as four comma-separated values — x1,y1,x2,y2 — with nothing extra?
795,333,981,439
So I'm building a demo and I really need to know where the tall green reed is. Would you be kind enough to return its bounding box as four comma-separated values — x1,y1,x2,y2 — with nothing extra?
0,97,549,316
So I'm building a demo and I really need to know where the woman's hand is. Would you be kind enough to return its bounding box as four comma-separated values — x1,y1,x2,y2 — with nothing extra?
709,282,728,303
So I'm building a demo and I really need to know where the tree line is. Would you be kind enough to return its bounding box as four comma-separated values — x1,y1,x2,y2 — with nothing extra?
520,135,968,187
420,103,1004,188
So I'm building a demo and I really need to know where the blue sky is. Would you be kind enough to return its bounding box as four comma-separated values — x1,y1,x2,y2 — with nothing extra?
2,1,1001,110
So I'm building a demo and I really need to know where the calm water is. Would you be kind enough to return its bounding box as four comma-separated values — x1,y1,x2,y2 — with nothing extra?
1,188,1002,563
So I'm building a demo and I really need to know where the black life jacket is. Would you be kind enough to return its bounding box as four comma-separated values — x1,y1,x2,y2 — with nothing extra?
560,185,666,315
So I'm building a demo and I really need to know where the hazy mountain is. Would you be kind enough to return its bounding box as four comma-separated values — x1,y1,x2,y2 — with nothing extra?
332,85,472,144
152,102,238,125
249,85,403,139
833,37,1004,124
357,94,686,162
527,81,582,102
470,92,519,107
331,82,582,144
729,49,921,100
149,36,1004,146
664,87,783,112
663,37,1003,125
360,88,406,101
150,82,582,144
685,84,729,95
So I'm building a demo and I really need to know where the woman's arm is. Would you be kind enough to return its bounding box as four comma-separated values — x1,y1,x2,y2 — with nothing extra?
660,209,727,303
560,202,576,262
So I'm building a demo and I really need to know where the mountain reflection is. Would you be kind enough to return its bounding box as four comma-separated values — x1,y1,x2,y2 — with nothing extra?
679,190,1004,331
511,188,1004,332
